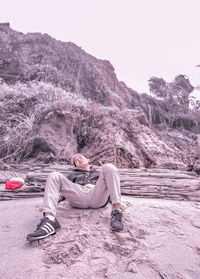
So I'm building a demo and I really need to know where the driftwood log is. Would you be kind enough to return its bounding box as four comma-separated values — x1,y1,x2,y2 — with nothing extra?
0,164,200,201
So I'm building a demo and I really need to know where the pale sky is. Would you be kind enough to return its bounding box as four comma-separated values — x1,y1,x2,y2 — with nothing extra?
1,0,200,98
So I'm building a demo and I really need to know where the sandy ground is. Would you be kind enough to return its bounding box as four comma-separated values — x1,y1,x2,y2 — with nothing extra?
0,198,46,279
0,196,200,279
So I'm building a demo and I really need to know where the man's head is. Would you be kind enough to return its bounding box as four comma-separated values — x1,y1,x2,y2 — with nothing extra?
72,153,90,170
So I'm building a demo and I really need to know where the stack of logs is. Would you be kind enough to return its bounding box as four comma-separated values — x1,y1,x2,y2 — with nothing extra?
0,164,200,201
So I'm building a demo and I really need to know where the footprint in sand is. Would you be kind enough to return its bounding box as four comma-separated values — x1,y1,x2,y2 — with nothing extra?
191,219,200,229
2,223,12,232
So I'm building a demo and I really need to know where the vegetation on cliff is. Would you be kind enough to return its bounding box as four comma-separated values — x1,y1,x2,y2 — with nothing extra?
0,23,200,168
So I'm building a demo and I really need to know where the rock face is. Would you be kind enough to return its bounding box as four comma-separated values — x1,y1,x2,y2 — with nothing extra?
0,23,199,168
0,22,136,108
11,82,185,168
78,107,186,168
0,79,189,169
193,158,200,175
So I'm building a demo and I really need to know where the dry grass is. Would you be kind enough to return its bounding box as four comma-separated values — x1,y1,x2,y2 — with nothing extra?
0,81,92,163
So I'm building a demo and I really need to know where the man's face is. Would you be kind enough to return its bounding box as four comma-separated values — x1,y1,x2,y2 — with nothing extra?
74,154,90,168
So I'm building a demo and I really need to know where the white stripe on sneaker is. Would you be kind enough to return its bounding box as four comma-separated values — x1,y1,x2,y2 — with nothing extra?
46,222,55,231
44,223,55,233
43,224,52,233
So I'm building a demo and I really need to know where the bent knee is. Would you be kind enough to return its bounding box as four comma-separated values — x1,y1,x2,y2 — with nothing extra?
48,171,63,179
102,163,118,172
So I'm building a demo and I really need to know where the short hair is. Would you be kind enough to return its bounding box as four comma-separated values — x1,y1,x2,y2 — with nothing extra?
72,153,88,167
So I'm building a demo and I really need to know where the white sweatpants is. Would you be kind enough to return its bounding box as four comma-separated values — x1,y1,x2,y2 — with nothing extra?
43,163,121,216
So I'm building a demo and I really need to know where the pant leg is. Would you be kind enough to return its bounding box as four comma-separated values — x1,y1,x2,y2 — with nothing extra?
43,171,92,216
87,163,121,208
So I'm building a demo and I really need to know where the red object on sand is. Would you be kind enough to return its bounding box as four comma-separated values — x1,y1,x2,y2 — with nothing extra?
5,181,23,190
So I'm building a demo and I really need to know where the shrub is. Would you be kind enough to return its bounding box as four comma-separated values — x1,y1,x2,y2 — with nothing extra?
0,81,91,162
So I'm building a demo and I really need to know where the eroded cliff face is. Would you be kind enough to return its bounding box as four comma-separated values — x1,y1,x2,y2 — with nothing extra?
26,101,186,169
0,23,198,169
0,23,136,109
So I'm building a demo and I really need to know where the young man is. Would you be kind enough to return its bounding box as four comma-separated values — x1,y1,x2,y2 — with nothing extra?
27,154,125,241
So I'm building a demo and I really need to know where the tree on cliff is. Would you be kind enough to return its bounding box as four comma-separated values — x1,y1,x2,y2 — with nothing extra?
148,77,167,99
148,75,194,113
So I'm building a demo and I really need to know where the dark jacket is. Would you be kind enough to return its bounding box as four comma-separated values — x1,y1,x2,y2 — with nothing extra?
65,166,110,207
67,166,100,186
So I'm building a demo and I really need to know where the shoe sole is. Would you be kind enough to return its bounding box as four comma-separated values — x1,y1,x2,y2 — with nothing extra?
27,227,61,242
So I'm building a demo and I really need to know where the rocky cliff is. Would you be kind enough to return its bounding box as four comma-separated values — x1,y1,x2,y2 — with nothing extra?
0,23,199,169
0,22,136,108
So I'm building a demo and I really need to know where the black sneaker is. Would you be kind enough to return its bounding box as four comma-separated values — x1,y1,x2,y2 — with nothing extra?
110,209,124,232
26,217,61,242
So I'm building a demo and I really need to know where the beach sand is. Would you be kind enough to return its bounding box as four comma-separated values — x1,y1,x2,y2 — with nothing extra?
0,196,200,279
